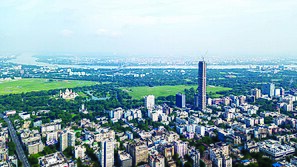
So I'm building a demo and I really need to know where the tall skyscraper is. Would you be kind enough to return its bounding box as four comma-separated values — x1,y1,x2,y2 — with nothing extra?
198,61,207,110
176,93,186,108
262,83,275,97
144,95,155,110
98,139,114,167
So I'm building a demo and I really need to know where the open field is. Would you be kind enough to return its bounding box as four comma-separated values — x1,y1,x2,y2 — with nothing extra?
0,78,98,95
121,85,232,99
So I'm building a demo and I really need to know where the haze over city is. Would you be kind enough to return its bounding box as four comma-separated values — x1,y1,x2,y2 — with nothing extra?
2,1,297,167
1,0,297,58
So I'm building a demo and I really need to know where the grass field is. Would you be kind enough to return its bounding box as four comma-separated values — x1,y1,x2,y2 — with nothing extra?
0,78,98,95
121,85,232,99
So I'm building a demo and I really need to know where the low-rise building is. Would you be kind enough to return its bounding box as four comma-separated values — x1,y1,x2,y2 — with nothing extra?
258,139,295,160
39,152,68,167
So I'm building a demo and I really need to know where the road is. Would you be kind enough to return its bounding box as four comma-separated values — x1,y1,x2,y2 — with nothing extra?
0,113,31,167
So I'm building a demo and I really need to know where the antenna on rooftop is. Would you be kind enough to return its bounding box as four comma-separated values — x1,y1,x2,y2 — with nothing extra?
201,50,208,61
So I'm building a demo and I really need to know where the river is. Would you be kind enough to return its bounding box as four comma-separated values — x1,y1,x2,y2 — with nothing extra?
9,54,297,69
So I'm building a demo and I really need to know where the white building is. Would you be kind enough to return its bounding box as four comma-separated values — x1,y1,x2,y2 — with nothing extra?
98,139,114,167
18,112,30,120
74,145,86,159
39,152,68,167
145,95,155,110
59,130,75,151
60,89,79,100
41,122,61,133
109,107,124,120
258,139,295,160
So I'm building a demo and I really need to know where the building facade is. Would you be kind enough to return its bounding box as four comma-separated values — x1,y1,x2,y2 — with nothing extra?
198,61,207,110
98,139,114,167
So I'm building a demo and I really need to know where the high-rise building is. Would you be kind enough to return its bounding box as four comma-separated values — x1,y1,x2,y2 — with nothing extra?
195,125,205,136
189,147,200,167
280,87,285,97
194,94,199,107
149,154,165,167
118,151,132,167
274,88,281,97
174,140,188,158
176,93,186,108
144,95,155,110
251,88,262,99
127,140,148,166
59,130,75,151
198,61,207,110
98,139,114,167
262,83,275,97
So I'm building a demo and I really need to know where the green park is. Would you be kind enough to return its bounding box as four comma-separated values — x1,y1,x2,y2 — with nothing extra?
121,85,232,99
0,78,97,95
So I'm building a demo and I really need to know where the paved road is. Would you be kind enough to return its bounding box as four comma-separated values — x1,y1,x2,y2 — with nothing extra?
0,113,31,167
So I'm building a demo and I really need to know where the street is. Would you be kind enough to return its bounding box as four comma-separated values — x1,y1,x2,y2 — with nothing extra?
0,113,31,167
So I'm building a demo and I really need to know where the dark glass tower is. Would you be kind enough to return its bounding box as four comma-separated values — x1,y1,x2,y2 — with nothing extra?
198,61,206,110
176,93,186,108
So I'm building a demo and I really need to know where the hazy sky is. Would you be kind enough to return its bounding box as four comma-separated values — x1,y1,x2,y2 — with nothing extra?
0,0,297,58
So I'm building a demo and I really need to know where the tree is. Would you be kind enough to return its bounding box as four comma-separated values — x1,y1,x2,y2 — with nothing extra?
63,146,74,158
184,161,193,167
7,141,16,156
28,154,39,165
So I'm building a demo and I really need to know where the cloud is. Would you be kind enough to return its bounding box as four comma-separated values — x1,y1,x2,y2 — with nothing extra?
60,29,74,37
95,28,122,37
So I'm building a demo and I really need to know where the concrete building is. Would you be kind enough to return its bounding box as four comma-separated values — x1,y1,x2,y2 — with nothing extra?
174,140,188,158
59,130,75,151
149,154,165,167
262,83,275,97
188,147,200,167
198,61,207,110
39,152,68,167
41,122,61,133
195,125,206,136
144,95,155,110
118,151,132,167
98,139,114,167
46,131,58,145
244,141,259,153
22,137,44,155
127,140,148,166
209,142,232,167
33,120,42,127
258,139,295,160
0,148,8,162
126,131,134,140
74,145,86,159
18,112,30,120
251,88,261,99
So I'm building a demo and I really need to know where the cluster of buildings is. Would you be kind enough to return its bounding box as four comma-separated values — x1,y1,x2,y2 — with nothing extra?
0,125,18,167
2,60,297,167
109,107,143,123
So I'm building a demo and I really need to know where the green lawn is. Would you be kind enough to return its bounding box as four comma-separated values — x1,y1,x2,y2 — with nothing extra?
0,78,98,95
121,85,232,99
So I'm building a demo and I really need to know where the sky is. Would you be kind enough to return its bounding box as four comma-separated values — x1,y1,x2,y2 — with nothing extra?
0,0,297,58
